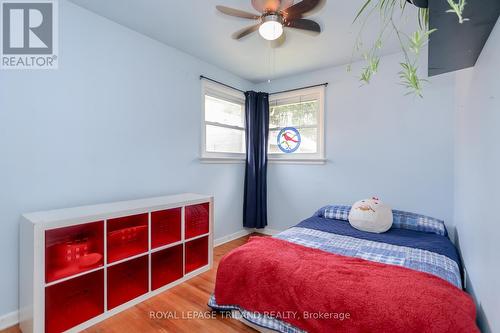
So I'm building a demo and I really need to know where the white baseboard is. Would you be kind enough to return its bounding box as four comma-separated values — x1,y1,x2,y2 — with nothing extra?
0,310,18,330
214,227,283,247
214,229,253,246
254,228,282,236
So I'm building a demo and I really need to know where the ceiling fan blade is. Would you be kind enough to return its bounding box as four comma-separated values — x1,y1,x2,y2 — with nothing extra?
283,0,321,18
279,0,296,10
285,18,321,33
252,0,295,13
251,0,275,12
232,24,261,39
294,0,325,16
251,0,266,12
216,5,260,19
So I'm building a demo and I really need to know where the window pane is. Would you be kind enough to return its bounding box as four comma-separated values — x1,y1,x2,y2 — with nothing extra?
269,100,318,129
297,128,318,153
205,95,244,127
269,127,318,154
206,125,245,154
271,93,319,106
268,91,320,156
269,129,282,154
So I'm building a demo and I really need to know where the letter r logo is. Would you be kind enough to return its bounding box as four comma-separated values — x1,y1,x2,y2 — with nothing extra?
2,2,53,54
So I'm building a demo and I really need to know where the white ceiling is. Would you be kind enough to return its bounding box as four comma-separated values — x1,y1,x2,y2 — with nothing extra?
68,0,418,83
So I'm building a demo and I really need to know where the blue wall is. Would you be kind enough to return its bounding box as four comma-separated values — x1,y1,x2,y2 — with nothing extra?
1,0,496,329
0,0,252,317
256,53,456,235
454,19,500,333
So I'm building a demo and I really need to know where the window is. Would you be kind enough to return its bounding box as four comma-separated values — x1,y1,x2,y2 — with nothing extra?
201,80,245,159
268,86,325,162
201,81,325,163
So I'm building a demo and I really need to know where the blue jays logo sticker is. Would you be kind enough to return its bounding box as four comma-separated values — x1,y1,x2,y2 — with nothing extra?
277,127,301,153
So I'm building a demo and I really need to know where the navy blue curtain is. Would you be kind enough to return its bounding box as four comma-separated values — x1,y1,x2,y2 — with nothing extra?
243,91,269,229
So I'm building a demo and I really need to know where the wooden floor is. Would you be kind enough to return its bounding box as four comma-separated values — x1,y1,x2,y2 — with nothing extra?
3,234,263,333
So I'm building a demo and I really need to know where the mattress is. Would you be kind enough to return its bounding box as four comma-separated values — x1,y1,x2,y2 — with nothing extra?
209,216,465,333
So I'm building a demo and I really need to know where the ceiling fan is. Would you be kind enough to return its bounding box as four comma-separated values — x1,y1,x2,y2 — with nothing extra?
216,0,323,41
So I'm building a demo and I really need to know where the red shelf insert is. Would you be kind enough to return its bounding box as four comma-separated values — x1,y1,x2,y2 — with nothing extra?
185,203,209,240
151,208,181,249
151,245,183,290
45,221,104,283
107,255,148,310
45,269,104,333
107,214,148,263
185,236,209,274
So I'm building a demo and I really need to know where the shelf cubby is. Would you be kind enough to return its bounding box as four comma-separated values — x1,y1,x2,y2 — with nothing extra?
185,203,209,240
45,221,104,283
151,244,183,290
45,269,104,333
185,236,209,274
21,194,212,333
151,208,181,249
107,213,148,263
107,255,149,310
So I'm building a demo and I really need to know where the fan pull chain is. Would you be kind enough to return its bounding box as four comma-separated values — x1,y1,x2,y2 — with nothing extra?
267,43,276,84
267,44,272,83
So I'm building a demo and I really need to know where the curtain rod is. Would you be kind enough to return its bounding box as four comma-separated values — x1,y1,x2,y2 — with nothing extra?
199,75,246,93
269,82,328,95
199,75,328,96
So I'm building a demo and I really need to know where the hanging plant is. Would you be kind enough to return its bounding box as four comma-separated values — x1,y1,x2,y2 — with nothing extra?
348,0,468,97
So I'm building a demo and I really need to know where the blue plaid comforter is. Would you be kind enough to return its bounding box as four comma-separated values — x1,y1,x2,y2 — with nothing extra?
275,227,461,288
209,214,462,333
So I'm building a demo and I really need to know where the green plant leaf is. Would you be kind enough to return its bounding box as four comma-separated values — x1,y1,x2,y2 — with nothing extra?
398,62,425,97
446,0,469,24
369,56,380,72
408,28,437,54
418,8,429,30
349,0,467,97
360,67,372,84
353,0,373,23
359,56,380,84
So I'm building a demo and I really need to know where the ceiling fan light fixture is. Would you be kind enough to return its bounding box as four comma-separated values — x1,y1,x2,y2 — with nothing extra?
259,14,283,40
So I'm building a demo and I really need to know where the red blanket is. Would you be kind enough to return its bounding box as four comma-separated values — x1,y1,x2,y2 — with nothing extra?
214,237,478,333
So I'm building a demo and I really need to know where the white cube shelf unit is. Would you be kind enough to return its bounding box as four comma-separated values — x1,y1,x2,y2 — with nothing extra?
20,193,213,333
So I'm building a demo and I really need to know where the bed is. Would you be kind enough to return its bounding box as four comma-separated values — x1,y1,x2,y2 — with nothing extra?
209,205,478,333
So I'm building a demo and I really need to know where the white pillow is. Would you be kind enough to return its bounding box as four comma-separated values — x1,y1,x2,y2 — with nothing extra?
348,198,393,233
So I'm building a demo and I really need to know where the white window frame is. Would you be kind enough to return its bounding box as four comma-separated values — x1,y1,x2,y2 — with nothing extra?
268,86,326,164
200,80,246,161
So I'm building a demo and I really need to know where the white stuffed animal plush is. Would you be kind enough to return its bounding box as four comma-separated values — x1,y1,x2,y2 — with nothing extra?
348,197,393,233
